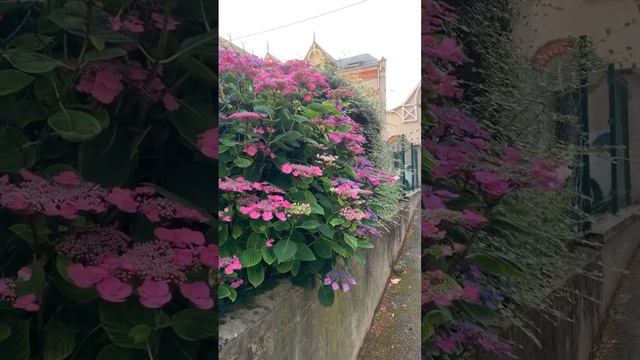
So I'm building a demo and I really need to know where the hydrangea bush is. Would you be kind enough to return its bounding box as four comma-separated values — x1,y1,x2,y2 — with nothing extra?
217,50,399,307
423,1,571,358
0,0,216,359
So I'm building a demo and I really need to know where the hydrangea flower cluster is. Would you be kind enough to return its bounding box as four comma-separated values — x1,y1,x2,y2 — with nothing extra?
76,60,179,110
281,163,323,177
60,225,215,310
218,48,399,307
423,1,571,357
0,275,39,312
331,179,373,199
324,269,357,293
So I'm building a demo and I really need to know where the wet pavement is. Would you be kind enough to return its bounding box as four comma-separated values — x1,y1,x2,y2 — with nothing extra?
357,216,421,360
593,248,640,360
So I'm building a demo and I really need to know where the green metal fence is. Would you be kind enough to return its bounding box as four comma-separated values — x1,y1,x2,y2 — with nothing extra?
579,62,631,221
394,143,420,192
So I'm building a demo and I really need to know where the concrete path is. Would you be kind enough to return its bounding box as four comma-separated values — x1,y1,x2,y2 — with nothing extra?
357,217,421,360
593,248,640,360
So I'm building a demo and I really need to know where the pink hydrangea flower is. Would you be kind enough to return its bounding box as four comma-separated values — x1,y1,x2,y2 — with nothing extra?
197,128,218,159
106,188,139,213
17,267,32,281
154,228,205,248
13,294,39,312
198,244,218,268
223,112,268,122
96,276,132,303
76,67,124,104
462,210,487,227
110,16,145,32
219,256,242,275
173,248,194,266
138,280,172,309
179,282,213,310
54,171,82,186
163,93,180,111
265,239,274,247
67,263,110,288
473,171,510,197
280,163,323,177
151,13,180,30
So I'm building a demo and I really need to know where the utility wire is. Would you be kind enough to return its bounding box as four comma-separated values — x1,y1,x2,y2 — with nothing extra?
232,0,367,40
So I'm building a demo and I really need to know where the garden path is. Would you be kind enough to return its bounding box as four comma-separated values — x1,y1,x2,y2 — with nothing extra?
357,216,421,360
593,248,640,359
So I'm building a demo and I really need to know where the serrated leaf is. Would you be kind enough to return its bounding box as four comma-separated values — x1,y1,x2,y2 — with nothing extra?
260,246,276,265
298,220,320,230
234,157,253,168
273,239,297,263
239,249,262,267
295,243,317,261
247,263,265,287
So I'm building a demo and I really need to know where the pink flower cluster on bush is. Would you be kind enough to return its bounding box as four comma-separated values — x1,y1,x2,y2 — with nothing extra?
0,170,213,312
76,60,179,110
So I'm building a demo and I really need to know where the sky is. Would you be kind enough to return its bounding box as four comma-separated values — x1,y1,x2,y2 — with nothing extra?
219,0,421,109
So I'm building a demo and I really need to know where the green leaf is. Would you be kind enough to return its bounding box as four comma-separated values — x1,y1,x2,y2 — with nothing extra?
171,309,217,341
307,102,329,113
291,115,308,123
318,224,335,239
273,131,302,146
127,324,152,344
318,285,335,307
313,240,333,259
247,263,265,287
343,234,358,251
0,128,37,173
4,50,60,74
295,243,317,261
234,157,253,168
329,218,344,227
0,70,34,96
11,34,54,51
298,220,320,230
253,105,274,116
239,249,262,267
84,48,127,62
260,246,276,265
48,110,102,142
43,319,75,360
0,325,11,342
308,202,324,215
0,319,30,360
467,253,524,278
89,34,105,51
273,239,298,263
99,301,156,349
96,345,146,360
357,240,375,249
459,302,497,324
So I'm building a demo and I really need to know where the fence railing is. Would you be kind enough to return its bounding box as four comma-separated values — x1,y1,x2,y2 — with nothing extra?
394,143,420,192
579,61,631,226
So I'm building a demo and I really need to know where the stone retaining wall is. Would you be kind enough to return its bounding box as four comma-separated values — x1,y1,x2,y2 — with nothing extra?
497,206,640,360
218,192,420,360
